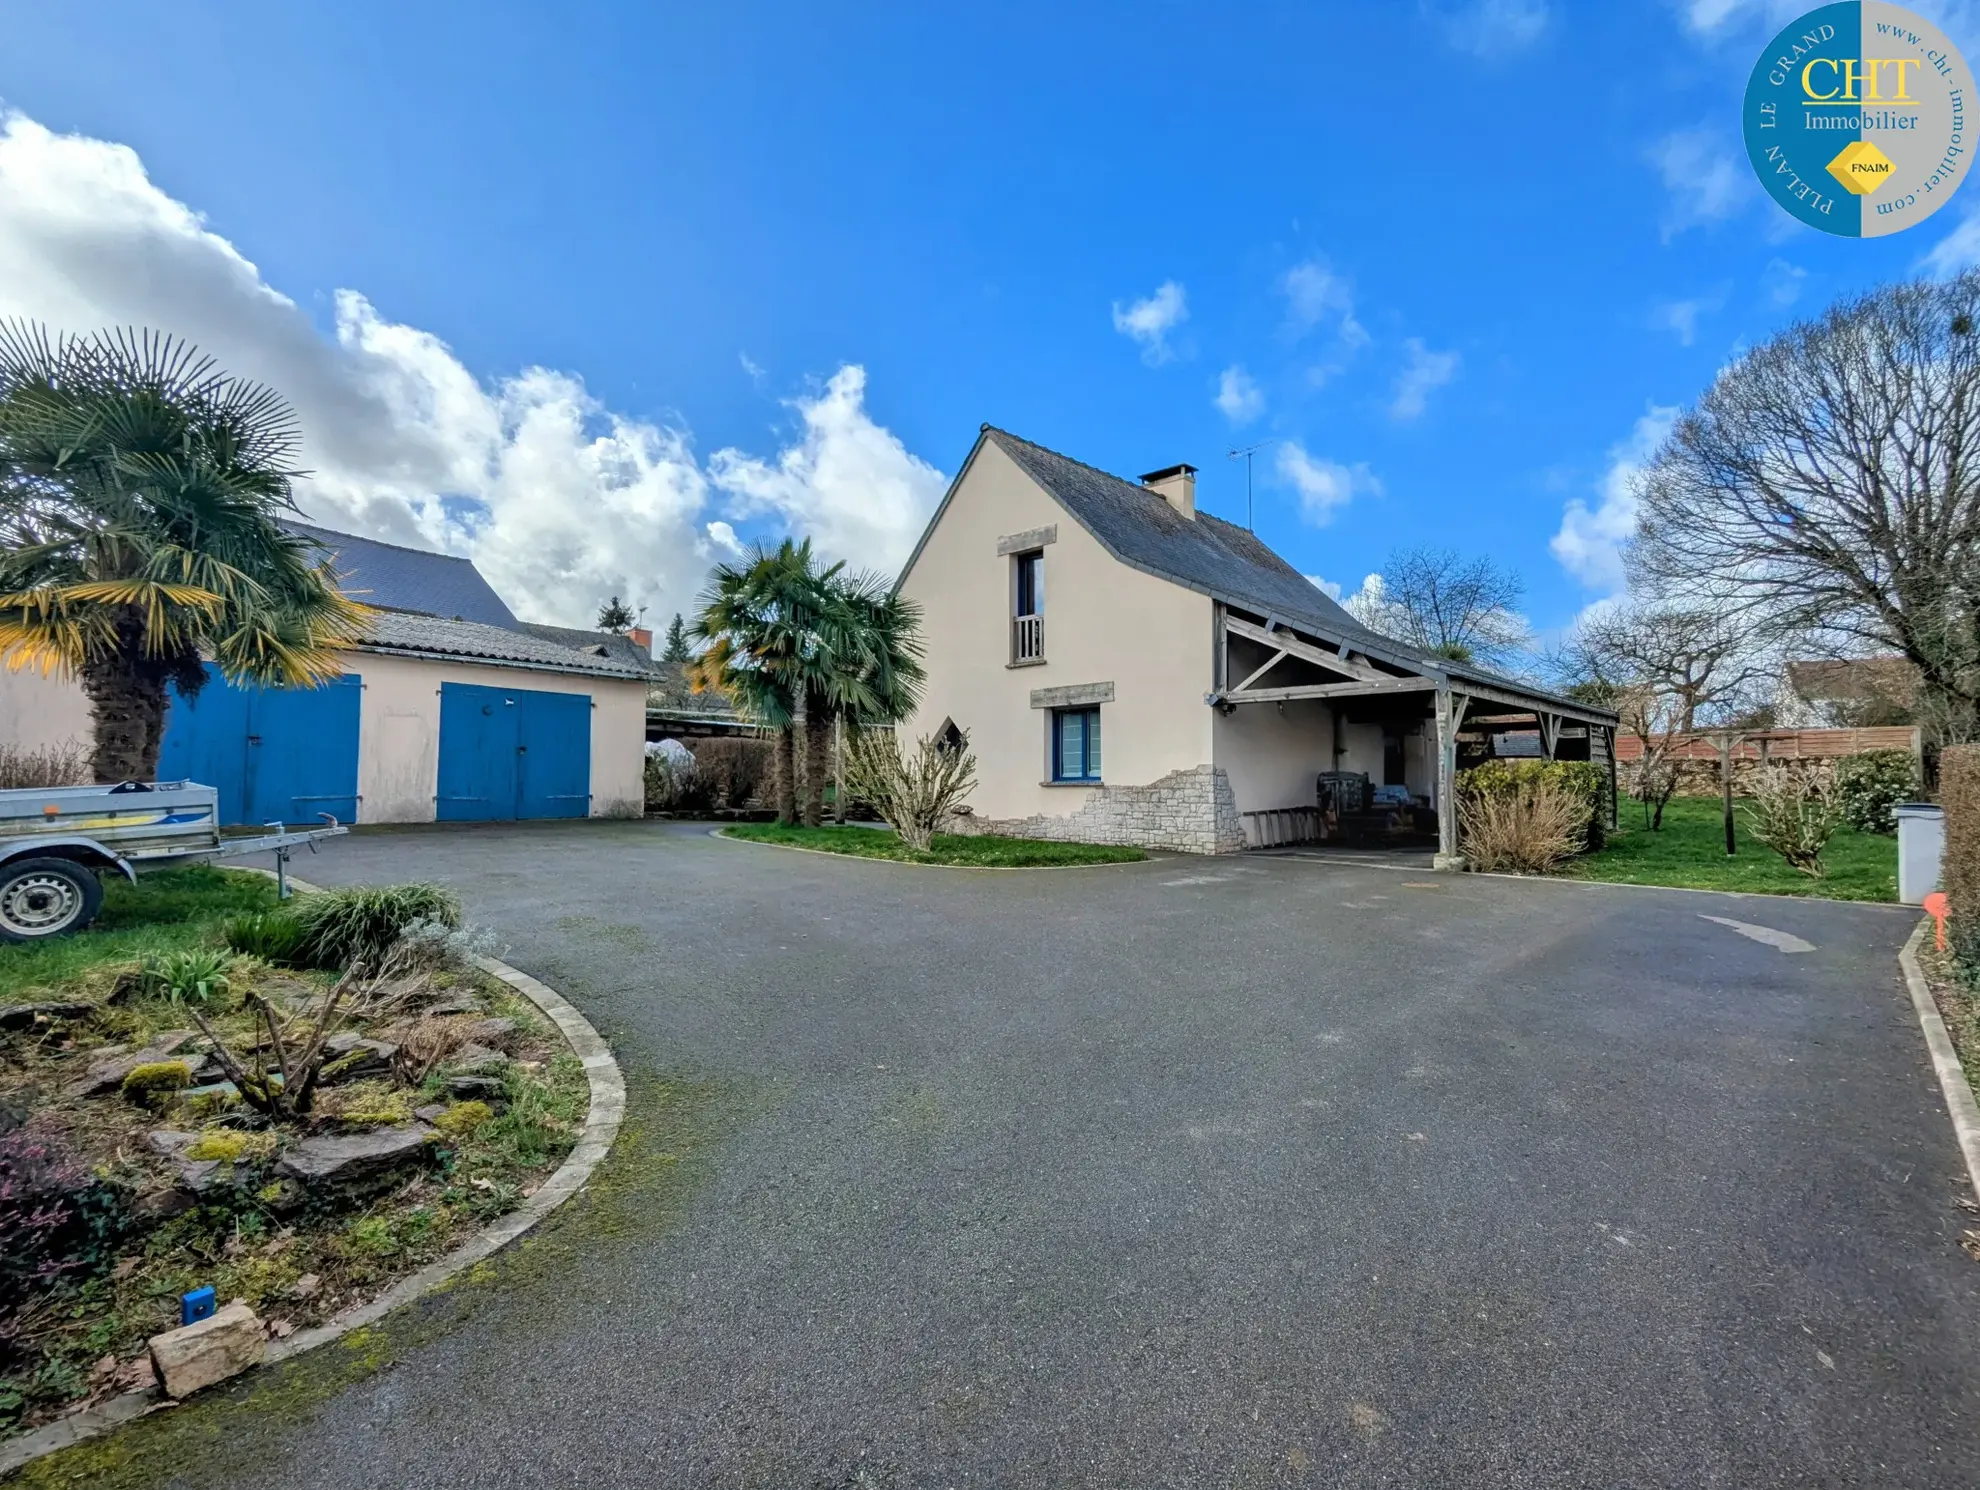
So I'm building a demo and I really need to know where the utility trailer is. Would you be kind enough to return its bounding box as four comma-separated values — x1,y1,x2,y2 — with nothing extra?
0,781,347,941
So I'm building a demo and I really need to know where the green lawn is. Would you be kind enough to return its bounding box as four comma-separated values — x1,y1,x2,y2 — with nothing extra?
1567,795,1898,902
722,823,1146,867
0,864,276,1002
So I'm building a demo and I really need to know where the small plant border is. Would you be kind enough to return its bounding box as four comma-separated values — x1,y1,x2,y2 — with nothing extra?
709,826,1156,871
0,876,626,1478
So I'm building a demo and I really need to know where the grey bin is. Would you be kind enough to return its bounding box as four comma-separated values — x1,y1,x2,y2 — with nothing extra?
1894,802,1946,906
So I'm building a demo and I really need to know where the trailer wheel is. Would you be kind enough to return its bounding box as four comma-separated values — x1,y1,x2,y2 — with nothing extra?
0,857,104,941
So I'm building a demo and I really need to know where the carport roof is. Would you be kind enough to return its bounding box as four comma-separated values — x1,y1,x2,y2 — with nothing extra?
355,612,650,679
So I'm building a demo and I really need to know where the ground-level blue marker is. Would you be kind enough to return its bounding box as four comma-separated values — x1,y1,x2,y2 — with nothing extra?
181,1286,216,1325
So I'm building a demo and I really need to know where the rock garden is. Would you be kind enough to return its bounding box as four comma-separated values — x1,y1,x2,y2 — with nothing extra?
0,867,585,1438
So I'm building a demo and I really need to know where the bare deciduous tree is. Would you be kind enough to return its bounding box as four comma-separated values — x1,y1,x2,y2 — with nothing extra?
1347,547,1529,669
1631,272,1980,757
1558,604,1775,841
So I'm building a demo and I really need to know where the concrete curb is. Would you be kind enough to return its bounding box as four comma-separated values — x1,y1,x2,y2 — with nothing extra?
0,878,625,1478
708,826,1155,870
1897,919,1980,1202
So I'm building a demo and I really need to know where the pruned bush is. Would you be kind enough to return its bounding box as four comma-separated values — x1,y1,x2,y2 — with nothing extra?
0,741,89,791
842,727,978,852
1743,764,1844,877
291,883,460,970
1944,745,1980,978
392,915,501,973
1458,759,1608,851
688,736,771,809
1833,749,1920,834
222,909,307,965
1457,774,1583,874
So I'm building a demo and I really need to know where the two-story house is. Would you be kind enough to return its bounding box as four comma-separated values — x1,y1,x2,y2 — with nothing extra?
897,426,1620,857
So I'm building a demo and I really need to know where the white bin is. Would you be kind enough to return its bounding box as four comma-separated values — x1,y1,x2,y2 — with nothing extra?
1894,802,1945,906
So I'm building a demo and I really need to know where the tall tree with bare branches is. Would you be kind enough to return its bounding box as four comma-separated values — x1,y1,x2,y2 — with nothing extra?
1348,546,1529,669
1630,272,1980,759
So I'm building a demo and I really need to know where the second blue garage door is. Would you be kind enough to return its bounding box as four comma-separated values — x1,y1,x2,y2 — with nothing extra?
436,683,592,822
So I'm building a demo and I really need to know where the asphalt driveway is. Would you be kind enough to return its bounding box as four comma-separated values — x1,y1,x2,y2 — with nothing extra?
72,821,1980,1489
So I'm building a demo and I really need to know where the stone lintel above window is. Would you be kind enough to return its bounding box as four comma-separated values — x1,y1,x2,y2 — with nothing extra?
1030,681,1114,710
996,524,1058,556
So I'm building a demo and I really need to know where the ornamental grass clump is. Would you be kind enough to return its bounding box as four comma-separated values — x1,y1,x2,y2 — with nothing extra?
1457,775,1583,875
842,727,978,853
291,883,460,970
1743,764,1845,878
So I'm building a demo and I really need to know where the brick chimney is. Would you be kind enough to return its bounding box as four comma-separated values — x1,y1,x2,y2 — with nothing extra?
1141,463,1197,520
627,626,653,656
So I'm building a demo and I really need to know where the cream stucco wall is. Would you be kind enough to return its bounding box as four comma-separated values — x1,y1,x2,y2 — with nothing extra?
899,439,1214,821
354,654,646,822
0,654,644,821
0,667,94,756
1211,699,1335,814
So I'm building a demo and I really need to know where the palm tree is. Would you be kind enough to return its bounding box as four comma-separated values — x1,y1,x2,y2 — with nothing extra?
0,324,369,782
689,540,925,826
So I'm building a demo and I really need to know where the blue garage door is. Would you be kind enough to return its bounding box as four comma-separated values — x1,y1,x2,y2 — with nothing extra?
436,683,591,822
157,668,362,826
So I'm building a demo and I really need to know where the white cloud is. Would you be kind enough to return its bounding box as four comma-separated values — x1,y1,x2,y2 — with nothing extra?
1277,443,1379,527
1431,0,1550,58
1761,257,1807,306
1920,205,1980,277
0,110,942,625
1311,572,1385,610
1649,296,1715,346
1214,364,1265,424
1388,339,1461,420
1112,280,1188,365
1549,405,1679,594
1281,257,1369,347
1646,127,1751,239
708,365,947,577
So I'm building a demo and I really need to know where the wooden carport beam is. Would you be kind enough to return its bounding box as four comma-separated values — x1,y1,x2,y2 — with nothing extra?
1435,688,1472,867
1222,614,1391,684
1217,677,1439,704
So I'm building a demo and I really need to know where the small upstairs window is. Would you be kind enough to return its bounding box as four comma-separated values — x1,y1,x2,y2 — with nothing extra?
1011,550,1045,664
1051,706,1101,782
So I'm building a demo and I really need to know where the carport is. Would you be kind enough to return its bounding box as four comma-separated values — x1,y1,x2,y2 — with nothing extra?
1209,605,1620,859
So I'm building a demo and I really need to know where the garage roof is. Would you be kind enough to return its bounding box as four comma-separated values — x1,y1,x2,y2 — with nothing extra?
358,612,649,679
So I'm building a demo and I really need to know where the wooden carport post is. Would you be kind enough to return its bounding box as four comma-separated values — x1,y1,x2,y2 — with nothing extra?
1434,687,1471,870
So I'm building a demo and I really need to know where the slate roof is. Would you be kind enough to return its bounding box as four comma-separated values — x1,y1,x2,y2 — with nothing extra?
286,520,521,630
516,622,664,676
359,611,648,679
963,427,1613,722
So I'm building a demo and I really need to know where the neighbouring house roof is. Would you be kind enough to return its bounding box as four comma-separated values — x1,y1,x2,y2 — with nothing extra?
646,660,745,722
286,520,522,630
357,611,649,679
1786,655,1918,704
516,622,664,676
934,427,1612,723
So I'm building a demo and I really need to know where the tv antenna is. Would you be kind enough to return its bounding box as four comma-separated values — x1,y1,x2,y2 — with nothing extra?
1227,441,1276,531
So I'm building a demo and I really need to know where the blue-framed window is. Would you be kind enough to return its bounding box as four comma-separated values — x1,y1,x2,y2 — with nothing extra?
1052,706,1101,782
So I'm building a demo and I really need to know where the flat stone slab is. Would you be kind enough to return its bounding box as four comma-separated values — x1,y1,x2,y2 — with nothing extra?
64,1032,194,1099
148,1302,263,1399
0,1000,97,1032
446,1042,508,1075
274,1124,435,1186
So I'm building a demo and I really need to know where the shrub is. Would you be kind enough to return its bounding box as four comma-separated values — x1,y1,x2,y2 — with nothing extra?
1458,760,1608,851
1833,749,1920,834
1945,745,1980,977
0,741,89,791
139,947,236,1005
0,1133,88,1317
222,909,308,965
392,915,500,973
1743,764,1845,877
291,883,460,970
1458,774,1583,874
842,727,979,852
688,736,771,809
121,1061,192,1106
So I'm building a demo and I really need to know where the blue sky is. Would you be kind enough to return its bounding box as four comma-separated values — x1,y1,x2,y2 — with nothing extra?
2,0,1978,635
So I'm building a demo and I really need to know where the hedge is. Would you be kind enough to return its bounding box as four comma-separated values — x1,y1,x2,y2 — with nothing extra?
1457,759,1607,852
1945,745,1980,978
